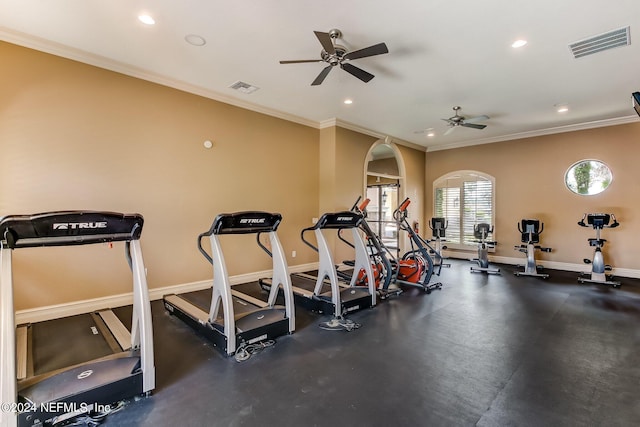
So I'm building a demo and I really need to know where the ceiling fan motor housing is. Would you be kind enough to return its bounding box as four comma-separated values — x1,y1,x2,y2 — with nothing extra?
321,45,347,65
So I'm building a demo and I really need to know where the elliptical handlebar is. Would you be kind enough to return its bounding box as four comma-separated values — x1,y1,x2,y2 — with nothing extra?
350,196,371,218
350,196,363,213
393,197,411,222
398,197,411,212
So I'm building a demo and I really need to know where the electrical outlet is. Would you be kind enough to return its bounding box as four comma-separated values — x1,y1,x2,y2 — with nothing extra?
292,250,297,258
312,217,318,224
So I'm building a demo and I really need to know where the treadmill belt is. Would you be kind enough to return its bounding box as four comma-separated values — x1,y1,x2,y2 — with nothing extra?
179,282,272,320
291,273,334,296
30,314,115,375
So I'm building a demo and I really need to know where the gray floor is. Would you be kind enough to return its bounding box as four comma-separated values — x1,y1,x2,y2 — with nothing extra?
101,260,640,426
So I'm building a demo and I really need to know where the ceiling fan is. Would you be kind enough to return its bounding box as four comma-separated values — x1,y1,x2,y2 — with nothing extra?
442,106,490,135
279,29,389,86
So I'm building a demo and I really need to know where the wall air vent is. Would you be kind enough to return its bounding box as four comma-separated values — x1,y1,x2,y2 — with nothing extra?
229,81,259,94
569,26,630,59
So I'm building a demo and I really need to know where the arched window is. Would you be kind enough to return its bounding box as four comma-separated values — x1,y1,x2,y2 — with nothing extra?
433,170,495,249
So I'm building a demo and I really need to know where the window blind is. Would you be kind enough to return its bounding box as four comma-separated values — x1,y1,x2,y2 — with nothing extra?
463,180,493,244
434,186,461,244
433,171,494,248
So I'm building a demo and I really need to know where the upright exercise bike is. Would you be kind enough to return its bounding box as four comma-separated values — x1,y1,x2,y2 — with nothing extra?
470,223,500,274
514,219,552,279
577,213,621,288
428,217,450,269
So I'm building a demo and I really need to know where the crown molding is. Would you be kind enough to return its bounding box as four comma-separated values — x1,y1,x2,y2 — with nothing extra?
426,116,639,152
320,118,427,152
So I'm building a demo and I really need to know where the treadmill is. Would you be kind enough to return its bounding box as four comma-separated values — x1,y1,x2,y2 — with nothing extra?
163,211,295,356
261,211,377,318
0,211,155,427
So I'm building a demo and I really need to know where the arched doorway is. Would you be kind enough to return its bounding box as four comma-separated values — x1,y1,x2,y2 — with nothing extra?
363,138,406,255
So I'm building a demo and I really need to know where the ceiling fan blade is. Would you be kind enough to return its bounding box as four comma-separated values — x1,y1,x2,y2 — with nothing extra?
280,59,323,64
461,123,487,130
311,65,333,86
444,127,457,136
343,43,389,61
341,63,374,82
463,115,490,124
314,31,335,55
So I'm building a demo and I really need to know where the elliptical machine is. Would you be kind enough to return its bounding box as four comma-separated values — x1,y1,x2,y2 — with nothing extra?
428,217,450,269
577,213,621,288
344,197,441,295
344,197,401,299
514,219,552,279
470,223,500,274
393,198,443,292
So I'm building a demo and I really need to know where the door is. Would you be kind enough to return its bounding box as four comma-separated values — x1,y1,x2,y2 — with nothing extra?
366,184,399,256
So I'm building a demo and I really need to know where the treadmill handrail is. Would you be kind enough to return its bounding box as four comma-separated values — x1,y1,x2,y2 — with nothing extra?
301,226,319,252
197,232,214,264
300,211,365,253
0,211,143,249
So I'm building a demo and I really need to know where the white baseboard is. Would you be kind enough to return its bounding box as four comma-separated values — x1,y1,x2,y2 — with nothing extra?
446,252,640,279
17,256,636,324
15,262,319,324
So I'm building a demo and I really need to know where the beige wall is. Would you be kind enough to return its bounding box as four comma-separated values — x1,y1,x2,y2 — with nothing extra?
1,42,322,310
425,122,640,270
1,42,428,311
398,144,426,230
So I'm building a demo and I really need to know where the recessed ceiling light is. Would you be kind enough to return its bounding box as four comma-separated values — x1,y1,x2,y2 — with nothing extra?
512,39,527,48
555,103,569,113
138,14,155,25
344,99,353,105
427,131,435,137
185,34,206,46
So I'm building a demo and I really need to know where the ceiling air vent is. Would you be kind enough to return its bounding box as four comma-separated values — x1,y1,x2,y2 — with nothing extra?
229,81,259,94
569,26,630,59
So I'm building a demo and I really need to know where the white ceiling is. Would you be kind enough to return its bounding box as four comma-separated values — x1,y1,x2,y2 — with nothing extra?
1,0,639,151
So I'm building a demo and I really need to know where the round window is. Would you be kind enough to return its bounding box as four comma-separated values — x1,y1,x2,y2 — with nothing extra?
564,160,612,195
